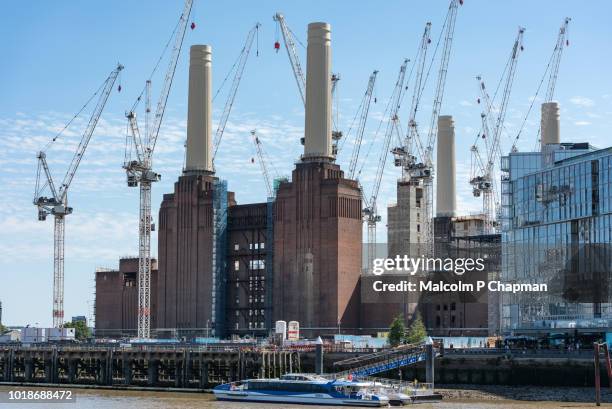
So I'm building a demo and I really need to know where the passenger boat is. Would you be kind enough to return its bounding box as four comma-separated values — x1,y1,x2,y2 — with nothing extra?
213,373,390,407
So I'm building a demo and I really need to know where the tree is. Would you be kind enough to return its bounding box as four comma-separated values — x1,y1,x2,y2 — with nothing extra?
404,313,427,344
388,315,406,347
63,320,91,340
0,323,7,335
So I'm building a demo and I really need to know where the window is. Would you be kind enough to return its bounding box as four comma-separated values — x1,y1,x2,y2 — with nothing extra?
249,259,265,270
234,260,240,271
260,242,265,250
234,243,239,251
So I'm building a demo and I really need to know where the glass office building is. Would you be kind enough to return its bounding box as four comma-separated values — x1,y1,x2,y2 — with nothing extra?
501,142,612,333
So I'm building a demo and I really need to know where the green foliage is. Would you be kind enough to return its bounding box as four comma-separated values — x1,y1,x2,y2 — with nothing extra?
404,313,427,344
0,323,7,335
63,320,91,340
388,315,406,347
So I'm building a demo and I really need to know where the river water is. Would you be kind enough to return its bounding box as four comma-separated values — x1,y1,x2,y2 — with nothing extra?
0,386,608,409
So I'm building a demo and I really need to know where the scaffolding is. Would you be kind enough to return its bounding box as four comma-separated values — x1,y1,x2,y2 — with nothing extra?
212,179,228,337
265,198,275,333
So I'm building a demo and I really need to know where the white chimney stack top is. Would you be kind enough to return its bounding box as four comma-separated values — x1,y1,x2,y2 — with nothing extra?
185,44,213,174
436,115,456,218
540,101,560,150
303,22,333,161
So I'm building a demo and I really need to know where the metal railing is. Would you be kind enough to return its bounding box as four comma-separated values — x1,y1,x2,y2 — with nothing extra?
330,343,428,378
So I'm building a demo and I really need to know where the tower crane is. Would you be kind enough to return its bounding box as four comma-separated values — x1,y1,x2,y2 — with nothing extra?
34,63,124,328
347,70,378,180
513,17,571,152
212,23,261,162
273,12,342,153
470,27,524,232
545,18,571,104
124,0,193,339
363,59,409,272
403,0,461,257
273,13,306,106
391,22,432,174
250,130,275,198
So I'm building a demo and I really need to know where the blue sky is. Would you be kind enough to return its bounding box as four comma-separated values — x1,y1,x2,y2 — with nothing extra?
1,0,611,327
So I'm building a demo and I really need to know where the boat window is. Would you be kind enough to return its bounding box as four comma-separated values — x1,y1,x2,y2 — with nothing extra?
248,381,329,393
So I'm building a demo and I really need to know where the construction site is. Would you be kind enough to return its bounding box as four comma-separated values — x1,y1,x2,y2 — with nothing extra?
89,0,472,340
7,1,612,404
21,0,587,341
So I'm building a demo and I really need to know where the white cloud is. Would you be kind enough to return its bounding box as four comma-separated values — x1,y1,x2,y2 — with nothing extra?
574,121,591,126
569,96,595,108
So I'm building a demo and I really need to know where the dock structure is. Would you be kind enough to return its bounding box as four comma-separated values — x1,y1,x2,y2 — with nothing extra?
0,345,299,388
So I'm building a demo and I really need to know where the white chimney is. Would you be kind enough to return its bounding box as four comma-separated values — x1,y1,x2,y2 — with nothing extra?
436,115,456,218
185,45,213,174
540,101,560,150
303,22,333,161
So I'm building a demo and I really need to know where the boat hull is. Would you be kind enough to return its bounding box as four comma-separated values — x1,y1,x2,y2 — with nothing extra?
213,390,389,407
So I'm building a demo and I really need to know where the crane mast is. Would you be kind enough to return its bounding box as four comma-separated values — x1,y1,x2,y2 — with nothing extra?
406,0,460,257
470,27,524,233
546,18,571,103
363,59,408,272
348,70,378,180
124,0,193,339
251,130,274,197
212,23,261,161
392,22,432,173
34,63,123,328
273,13,306,106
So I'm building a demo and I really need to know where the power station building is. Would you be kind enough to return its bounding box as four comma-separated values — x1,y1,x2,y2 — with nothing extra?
95,21,362,338
376,115,498,336
95,257,158,338
94,20,503,340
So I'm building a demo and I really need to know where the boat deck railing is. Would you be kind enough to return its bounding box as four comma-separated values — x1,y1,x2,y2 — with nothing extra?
321,374,434,396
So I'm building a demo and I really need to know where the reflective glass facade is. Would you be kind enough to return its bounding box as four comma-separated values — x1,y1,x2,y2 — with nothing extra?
501,145,612,331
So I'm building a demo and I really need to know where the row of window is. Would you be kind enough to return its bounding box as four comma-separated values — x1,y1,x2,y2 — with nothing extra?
247,382,329,393
233,260,266,271
234,294,266,304
233,242,266,251
234,321,266,330
233,309,266,316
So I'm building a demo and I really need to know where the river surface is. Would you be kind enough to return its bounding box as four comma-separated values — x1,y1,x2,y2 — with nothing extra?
0,386,610,409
